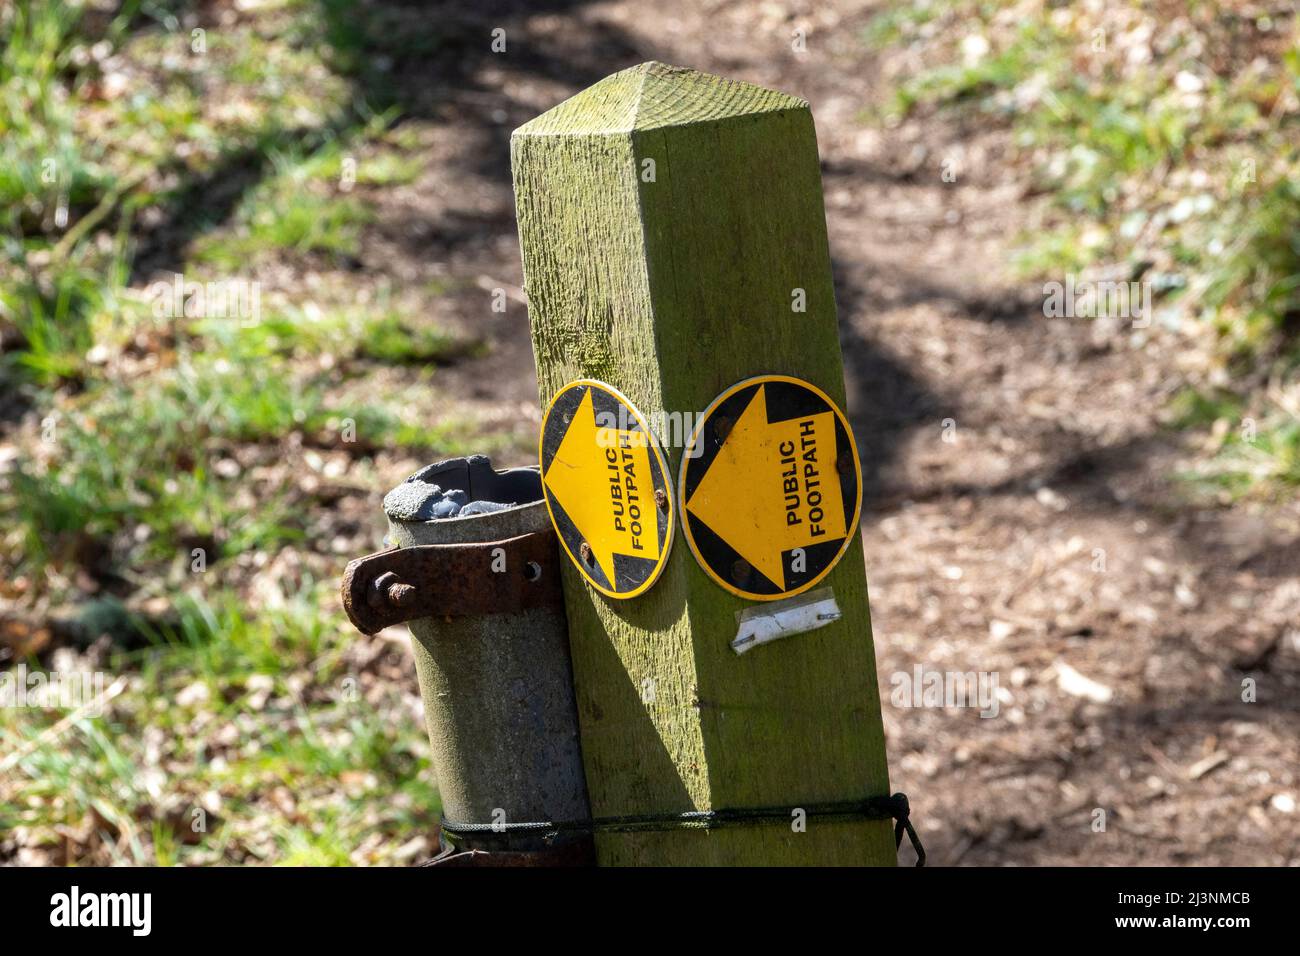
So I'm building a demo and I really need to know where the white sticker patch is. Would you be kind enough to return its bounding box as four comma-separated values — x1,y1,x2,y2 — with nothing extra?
731,587,841,655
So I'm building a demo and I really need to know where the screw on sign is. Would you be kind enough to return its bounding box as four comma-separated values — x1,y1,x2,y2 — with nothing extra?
679,374,862,601
539,380,674,599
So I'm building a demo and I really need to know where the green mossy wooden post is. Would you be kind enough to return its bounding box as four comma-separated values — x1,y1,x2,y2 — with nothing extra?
511,62,895,866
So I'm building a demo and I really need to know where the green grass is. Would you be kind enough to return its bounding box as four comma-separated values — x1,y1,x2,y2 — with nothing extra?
353,311,484,364
293,115,426,189
190,110,422,269
188,107,423,269
0,0,115,221
0,0,132,388
867,1,1299,315
866,0,1300,495
0,0,473,865
8,374,304,574
7,305,483,579
1202,177,1300,357
193,285,485,366
0,587,439,866
1171,387,1300,497
1181,418,1300,497
190,154,375,268
2,249,116,386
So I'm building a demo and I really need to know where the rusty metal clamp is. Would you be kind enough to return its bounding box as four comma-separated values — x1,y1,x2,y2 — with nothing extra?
341,528,565,635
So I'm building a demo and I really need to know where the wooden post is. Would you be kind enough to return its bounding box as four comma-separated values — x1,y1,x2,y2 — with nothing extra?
512,62,895,865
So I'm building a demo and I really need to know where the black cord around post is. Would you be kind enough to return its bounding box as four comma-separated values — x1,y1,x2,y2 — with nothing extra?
440,790,926,867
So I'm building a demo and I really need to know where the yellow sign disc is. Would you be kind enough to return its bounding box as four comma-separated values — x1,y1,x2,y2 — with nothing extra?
679,375,862,601
539,380,674,599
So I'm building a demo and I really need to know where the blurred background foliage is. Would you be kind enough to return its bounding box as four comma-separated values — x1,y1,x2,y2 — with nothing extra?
866,0,1300,493
1,0,1297,865
0,0,470,865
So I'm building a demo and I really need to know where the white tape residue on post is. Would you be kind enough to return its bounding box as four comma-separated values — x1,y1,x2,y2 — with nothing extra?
730,587,841,655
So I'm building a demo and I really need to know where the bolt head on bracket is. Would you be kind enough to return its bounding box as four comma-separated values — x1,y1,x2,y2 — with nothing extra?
341,529,564,635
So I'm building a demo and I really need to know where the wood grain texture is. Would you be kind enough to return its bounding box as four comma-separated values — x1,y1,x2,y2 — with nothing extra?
512,62,895,865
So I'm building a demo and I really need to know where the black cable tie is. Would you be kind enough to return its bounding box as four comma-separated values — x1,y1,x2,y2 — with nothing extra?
440,790,926,866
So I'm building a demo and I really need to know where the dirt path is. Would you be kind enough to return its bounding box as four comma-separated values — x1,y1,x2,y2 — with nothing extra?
372,0,1300,864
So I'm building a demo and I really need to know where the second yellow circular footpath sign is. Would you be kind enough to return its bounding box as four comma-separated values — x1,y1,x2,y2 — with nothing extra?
540,380,674,599
679,374,862,601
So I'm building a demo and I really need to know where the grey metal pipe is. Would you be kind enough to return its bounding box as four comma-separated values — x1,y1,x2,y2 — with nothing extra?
381,456,590,858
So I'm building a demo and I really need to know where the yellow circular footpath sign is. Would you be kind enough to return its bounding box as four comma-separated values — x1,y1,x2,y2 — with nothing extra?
539,380,674,599
679,374,863,601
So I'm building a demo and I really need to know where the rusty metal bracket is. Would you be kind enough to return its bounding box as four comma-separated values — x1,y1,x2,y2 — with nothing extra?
341,528,564,635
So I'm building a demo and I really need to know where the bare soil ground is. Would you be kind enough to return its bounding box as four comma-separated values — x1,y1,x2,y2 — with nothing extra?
364,0,1300,865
